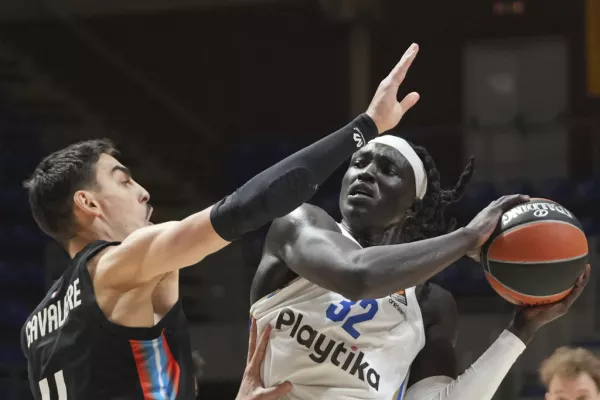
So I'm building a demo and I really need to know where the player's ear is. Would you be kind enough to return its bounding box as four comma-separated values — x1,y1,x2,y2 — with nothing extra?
73,190,101,218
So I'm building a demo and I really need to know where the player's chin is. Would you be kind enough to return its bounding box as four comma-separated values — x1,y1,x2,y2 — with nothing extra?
343,194,377,212
341,199,376,222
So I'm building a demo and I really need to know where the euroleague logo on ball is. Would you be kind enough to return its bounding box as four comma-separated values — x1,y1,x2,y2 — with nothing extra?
502,201,573,225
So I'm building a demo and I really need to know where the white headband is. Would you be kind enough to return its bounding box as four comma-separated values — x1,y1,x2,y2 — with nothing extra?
369,136,428,200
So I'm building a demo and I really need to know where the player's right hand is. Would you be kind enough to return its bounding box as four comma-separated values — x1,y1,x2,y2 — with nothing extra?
235,318,292,400
365,43,421,134
508,264,590,344
465,194,530,261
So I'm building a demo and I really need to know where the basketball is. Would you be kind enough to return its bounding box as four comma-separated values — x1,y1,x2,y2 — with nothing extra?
480,198,588,306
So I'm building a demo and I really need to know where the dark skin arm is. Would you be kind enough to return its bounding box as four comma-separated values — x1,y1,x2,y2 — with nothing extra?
407,283,459,388
253,203,478,303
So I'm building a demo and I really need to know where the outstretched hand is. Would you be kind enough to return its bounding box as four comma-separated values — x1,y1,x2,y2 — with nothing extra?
235,318,292,400
509,264,591,344
366,43,421,134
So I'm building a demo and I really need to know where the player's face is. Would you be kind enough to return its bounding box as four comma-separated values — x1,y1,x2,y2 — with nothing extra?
339,143,416,231
90,154,152,239
546,373,600,400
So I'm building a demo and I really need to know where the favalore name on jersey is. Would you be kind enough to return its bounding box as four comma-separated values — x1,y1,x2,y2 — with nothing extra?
24,279,82,348
276,308,380,391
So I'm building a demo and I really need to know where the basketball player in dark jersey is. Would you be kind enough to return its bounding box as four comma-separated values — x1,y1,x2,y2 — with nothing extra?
20,44,422,400
250,134,589,399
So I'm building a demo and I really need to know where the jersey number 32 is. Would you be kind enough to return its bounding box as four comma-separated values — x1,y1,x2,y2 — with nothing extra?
325,299,379,339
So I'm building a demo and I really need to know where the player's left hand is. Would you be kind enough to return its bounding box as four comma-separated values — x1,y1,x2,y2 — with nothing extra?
508,264,590,344
365,43,420,134
235,318,292,400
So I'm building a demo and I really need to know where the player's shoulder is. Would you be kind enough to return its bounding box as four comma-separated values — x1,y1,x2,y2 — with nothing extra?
270,203,339,236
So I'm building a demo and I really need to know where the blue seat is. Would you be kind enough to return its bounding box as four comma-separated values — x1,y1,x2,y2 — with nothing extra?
231,142,268,185
500,178,534,196
0,261,21,286
462,181,498,209
0,343,26,365
20,261,45,288
573,178,600,214
533,177,572,205
0,300,30,328
11,225,43,247
0,257,44,288
580,217,600,237
0,187,27,208
272,141,296,162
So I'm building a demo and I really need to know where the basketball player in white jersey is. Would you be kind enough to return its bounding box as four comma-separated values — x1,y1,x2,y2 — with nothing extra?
22,42,424,400
249,106,590,397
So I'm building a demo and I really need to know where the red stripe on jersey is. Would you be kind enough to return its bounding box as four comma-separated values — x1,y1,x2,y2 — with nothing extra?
161,332,180,398
130,339,155,400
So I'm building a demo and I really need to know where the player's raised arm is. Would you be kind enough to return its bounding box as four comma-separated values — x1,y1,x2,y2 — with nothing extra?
264,196,529,301
96,44,422,288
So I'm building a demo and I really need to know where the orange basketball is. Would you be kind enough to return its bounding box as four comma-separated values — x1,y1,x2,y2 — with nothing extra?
480,198,588,306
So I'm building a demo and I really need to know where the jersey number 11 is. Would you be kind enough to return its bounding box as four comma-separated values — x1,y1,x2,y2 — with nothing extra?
39,370,67,400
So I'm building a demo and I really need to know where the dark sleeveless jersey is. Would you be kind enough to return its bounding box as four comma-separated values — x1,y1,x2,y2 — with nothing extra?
20,241,196,400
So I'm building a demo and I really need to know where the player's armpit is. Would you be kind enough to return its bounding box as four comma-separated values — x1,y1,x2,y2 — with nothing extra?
408,284,459,386
407,338,458,387
404,330,525,400
405,285,525,400
96,206,228,289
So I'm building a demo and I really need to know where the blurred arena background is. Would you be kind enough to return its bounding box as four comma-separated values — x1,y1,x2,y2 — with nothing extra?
0,0,599,398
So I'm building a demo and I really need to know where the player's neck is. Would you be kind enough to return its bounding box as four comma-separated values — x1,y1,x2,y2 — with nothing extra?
341,220,401,248
66,228,121,258
67,237,94,259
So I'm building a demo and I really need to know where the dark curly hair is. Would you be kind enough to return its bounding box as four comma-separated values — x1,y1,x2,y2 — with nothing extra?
23,139,118,245
392,141,475,244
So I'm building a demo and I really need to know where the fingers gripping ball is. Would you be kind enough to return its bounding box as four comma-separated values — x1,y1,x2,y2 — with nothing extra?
480,198,588,305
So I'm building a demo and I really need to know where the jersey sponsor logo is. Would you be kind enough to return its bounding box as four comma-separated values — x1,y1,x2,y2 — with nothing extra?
275,308,380,391
24,278,82,348
388,291,407,317
393,290,407,306
502,201,573,225
388,299,406,317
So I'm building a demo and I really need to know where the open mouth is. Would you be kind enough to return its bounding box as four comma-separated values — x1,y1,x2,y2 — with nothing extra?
348,183,374,199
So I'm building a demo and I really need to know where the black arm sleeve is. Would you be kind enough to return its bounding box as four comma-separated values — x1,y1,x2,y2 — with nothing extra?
210,114,378,241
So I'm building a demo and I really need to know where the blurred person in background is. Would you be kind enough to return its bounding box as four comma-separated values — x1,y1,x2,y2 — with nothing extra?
541,346,600,400
249,45,590,399
19,43,421,400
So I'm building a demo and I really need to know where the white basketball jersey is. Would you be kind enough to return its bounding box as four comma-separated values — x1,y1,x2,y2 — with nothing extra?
250,224,426,400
